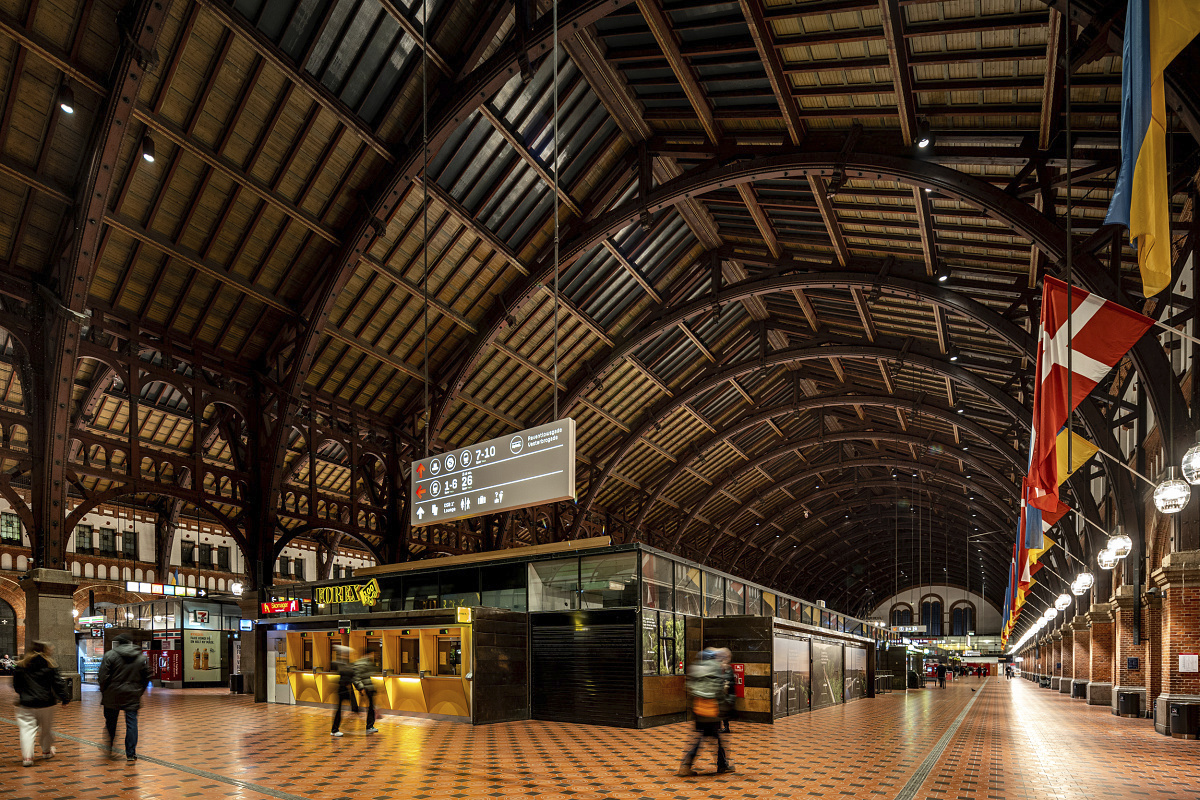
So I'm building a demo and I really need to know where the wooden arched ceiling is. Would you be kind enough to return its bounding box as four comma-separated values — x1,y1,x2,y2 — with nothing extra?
0,0,1194,606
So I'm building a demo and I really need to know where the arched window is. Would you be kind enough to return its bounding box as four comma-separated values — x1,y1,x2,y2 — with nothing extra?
921,597,943,636
951,603,975,636
890,604,913,626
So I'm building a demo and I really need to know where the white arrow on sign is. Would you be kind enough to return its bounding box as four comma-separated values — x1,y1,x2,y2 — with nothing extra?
416,507,424,520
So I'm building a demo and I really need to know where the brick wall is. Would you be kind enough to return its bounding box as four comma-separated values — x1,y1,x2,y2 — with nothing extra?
1146,596,1163,706
1163,585,1200,695
1113,596,1146,688
1072,626,1090,682
1061,628,1073,676
1089,616,1114,685
1053,635,1063,679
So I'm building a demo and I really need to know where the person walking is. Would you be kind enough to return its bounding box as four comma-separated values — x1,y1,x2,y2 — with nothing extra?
714,648,735,734
678,648,732,777
12,641,70,767
98,634,152,762
330,646,358,737
936,663,946,689
352,650,379,734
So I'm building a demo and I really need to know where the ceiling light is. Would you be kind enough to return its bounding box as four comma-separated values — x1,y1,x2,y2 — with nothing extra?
916,119,933,148
1075,572,1094,591
58,83,74,114
924,186,933,194
141,134,156,163
935,263,951,282
1181,431,1200,484
1107,531,1132,559
947,346,960,362
1154,467,1191,514
954,401,965,415
1097,548,1119,570
1055,594,1071,611
1042,607,1057,621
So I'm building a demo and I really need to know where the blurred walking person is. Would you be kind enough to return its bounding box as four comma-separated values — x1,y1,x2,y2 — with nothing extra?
714,648,735,733
12,641,70,767
352,650,379,734
330,646,359,737
678,648,732,777
99,634,152,762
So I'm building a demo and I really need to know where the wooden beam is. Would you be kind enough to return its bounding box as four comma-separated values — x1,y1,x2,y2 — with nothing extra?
0,8,106,93
737,0,805,145
679,322,717,362
103,212,293,313
807,175,850,266
602,240,663,303
912,186,936,276
878,0,917,144
792,288,821,332
420,179,528,275
635,0,720,143
0,153,72,204
879,359,895,393
376,0,453,76
850,288,877,342
1039,8,1064,151
737,184,783,259
933,305,949,354
478,104,583,217
492,342,566,389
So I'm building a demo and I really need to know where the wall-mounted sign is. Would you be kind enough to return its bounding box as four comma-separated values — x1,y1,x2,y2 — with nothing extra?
126,581,199,597
891,625,927,633
313,579,380,607
963,650,981,657
260,599,301,615
1180,653,1199,673
78,615,106,627
731,663,746,698
239,619,254,631
191,610,210,625
410,419,576,526
456,607,472,624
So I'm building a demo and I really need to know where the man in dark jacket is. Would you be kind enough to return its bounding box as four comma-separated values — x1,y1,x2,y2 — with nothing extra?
98,635,152,761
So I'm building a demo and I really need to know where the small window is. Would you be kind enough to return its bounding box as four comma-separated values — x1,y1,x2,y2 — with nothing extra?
181,541,195,567
0,512,22,543
436,636,462,676
278,557,291,577
217,546,230,571
122,529,137,559
99,527,116,555
294,559,305,581
398,638,419,674
198,545,212,567
76,525,93,554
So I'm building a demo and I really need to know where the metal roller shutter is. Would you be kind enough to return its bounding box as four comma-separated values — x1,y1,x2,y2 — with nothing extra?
530,610,637,728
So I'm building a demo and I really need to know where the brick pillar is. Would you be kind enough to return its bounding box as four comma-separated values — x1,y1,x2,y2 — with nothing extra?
1070,615,1089,699
1112,585,1148,716
1144,590,1163,720
21,569,81,700
1052,630,1063,691
1151,551,1200,735
1060,625,1074,693
1087,603,1115,706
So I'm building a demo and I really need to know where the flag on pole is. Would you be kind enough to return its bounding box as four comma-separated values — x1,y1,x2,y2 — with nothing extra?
1104,1,1200,296
1026,277,1153,513
1056,428,1099,486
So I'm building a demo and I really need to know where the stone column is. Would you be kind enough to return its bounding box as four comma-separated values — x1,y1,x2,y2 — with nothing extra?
236,596,266,702
1112,585,1147,716
1087,603,1114,706
1144,590,1163,720
1070,615,1090,699
1060,625,1074,693
1151,551,1200,735
1052,630,1063,691
21,569,81,700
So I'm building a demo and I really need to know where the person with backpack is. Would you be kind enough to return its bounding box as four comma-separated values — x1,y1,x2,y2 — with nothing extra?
330,646,359,737
678,648,732,777
352,650,379,734
12,641,71,767
99,634,152,762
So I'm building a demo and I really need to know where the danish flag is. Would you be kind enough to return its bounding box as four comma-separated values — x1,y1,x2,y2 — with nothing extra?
1026,277,1153,512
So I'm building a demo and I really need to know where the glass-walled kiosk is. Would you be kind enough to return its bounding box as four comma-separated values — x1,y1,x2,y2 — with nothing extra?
260,538,901,727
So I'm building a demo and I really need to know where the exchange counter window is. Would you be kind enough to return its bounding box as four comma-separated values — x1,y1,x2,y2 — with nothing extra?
399,638,419,674
704,573,724,617
481,563,526,611
301,638,314,670
440,568,480,608
641,553,673,611
363,636,382,670
437,636,462,676
580,552,637,608
529,558,579,611
676,564,702,617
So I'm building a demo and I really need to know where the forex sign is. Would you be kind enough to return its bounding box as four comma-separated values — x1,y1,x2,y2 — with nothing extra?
313,579,381,607
410,419,576,526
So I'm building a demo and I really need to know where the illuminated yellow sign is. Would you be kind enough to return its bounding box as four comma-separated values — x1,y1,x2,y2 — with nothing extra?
313,578,381,607
456,607,472,624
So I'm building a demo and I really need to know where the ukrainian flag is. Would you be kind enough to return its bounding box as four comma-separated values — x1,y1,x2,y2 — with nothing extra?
1105,2,1200,297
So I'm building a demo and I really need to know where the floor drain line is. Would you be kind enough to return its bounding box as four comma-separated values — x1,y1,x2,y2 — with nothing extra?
1,716,310,800
893,679,988,800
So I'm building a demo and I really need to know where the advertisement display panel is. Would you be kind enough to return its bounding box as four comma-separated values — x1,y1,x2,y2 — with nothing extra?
845,646,867,700
811,639,844,710
183,630,222,683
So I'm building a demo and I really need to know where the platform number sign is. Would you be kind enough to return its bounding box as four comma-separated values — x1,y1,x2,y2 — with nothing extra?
411,419,576,526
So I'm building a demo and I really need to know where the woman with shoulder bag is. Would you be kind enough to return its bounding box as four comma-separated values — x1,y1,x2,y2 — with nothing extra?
12,641,71,767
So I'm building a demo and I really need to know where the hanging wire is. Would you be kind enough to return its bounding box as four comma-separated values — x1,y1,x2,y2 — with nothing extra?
1065,0,1074,488
421,0,430,458
552,0,561,421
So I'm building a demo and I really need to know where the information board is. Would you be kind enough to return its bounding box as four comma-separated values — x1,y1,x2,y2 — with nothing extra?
410,419,576,526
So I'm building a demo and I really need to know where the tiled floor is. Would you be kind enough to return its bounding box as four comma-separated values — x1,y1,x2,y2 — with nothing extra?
0,674,1195,799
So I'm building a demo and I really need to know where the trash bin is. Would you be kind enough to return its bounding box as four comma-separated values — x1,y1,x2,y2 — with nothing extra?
1117,690,1140,718
1071,680,1087,699
1169,702,1200,739
908,670,921,689
1039,676,1051,688
229,674,244,694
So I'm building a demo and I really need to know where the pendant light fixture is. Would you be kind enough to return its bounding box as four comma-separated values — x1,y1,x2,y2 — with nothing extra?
1106,529,1133,559
1182,432,1200,484
1097,548,1119,570
1154,467,1191,514
1054,593,1071,611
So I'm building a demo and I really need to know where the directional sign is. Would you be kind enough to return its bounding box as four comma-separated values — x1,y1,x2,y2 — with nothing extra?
411,419,576,526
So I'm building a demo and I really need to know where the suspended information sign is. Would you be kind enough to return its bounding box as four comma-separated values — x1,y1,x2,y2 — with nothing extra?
410,419,576,527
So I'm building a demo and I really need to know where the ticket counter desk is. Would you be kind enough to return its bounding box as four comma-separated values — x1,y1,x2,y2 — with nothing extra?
264,607,525,725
